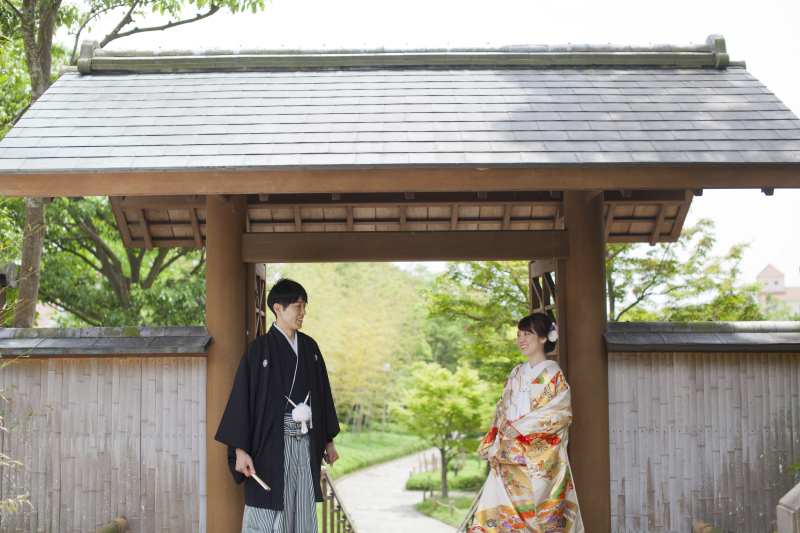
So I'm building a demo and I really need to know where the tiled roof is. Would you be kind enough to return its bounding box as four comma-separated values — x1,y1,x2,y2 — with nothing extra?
0,326,210,356
604,321,800,352
758,264,784,277
1,35,799,174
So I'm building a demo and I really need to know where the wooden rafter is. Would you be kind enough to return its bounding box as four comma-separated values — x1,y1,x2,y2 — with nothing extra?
346,206,354,231
400,205,407,231
502,204,512,230
109,196,133,247
604,203,616,242
137,208,154,251
451,205,459,230
189,208,204,250
294,206,302,232
670,189,694,240
649,204,668,246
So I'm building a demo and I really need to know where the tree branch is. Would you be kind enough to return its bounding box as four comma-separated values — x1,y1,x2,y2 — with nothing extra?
189,250,205,276
2,0,22,18
141,248,170,290
100,4,220,48
40,292,102,326
155,247,191,277
68,5,114,64
98,0,140,49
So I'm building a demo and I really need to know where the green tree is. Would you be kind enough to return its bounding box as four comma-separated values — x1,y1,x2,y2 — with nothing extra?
762,294,800,321
275,262,430,436
425,261,530,384
607,219,765,321
393,363,490,497
5,196,205,326
2,0,266,327
427,218,765,384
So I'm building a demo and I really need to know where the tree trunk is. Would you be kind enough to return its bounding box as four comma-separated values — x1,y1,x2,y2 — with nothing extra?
439,448,449,498
13,197,45,327
15,0,62,328
607,276,615,320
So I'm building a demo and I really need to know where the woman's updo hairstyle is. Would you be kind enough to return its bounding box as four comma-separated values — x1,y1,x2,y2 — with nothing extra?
517,313,557,353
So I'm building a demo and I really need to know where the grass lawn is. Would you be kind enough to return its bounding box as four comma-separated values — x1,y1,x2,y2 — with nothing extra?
414,495,476,528
328,428,428,479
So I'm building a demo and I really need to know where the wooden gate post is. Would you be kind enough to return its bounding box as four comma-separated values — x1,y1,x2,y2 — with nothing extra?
563,191,610,531
206,194,248,532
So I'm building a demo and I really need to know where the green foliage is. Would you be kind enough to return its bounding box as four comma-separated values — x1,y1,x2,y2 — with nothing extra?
0,37,29,139
393,363,490,496
414,495,475,528
276,262,428,429
607,219,765,322
3,196,205,326
425,262,530,384
406,457,485,492
763,294,800,321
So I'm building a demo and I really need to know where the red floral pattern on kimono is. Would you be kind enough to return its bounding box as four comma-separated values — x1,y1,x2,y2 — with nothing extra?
470,360,584,533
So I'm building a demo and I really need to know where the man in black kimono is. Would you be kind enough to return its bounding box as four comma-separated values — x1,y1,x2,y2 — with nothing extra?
215,278,340,532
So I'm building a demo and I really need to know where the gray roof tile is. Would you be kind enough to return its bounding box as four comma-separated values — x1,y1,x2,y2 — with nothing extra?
2,62,800,171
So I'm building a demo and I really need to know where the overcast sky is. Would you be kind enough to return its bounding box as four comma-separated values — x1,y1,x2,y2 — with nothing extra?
77,0,800,285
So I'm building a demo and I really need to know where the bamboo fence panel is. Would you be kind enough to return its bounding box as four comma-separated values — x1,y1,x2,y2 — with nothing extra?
0,357,207,533
609,351,800,533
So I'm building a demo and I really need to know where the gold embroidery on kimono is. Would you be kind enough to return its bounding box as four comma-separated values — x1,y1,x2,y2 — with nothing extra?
470,360,584,533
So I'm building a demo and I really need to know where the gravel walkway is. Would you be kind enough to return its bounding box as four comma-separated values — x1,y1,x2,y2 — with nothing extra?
334,448,458,533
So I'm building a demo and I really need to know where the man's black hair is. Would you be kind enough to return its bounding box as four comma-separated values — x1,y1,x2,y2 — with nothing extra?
267,278,308,316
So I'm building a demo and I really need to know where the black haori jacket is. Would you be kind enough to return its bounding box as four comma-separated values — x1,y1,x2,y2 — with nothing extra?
214,327,340,510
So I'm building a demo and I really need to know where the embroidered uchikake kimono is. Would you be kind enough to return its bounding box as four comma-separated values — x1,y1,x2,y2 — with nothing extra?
470,359,584,533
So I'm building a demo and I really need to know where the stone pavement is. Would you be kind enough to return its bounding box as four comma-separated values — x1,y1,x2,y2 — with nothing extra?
335,448,458,533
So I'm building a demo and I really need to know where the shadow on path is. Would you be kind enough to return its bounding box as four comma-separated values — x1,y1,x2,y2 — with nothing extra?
335,448,457,533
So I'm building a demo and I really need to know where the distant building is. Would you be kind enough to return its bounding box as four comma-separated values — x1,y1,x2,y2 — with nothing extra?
758,264,800,314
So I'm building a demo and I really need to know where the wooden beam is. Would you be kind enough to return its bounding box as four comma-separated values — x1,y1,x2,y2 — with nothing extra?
3,166,800,197
346,206,353,231
120,195,206,209
649,204,668,246
242,230,569,263
563,191,610,532
109,197,133,248
294,206,302,232
584,189,603,201
189,208,204,250
248,190,562,206
604,203,616,243
530,260,555,278
502,204,512,230
400,205,407,231
206,195,247,532
137,209,154,251
669,189,694,240
130,239,199,248
451,205,459,230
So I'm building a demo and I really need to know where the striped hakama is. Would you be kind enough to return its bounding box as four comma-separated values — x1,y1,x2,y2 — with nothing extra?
241,416,318,533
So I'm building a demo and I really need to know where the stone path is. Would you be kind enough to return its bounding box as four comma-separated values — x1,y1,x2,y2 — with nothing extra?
335,448,458,533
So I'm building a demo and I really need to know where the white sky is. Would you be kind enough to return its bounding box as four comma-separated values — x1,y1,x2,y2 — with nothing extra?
76,0,800,285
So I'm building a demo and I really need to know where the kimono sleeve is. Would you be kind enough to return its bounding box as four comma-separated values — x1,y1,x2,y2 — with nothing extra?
214,344,258,483
316,345,340,443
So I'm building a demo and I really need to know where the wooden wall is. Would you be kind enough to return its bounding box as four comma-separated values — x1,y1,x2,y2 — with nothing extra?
0,357,207,533
609,352,800,533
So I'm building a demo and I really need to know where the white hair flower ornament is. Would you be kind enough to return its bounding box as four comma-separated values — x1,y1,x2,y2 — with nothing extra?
547,323,559,342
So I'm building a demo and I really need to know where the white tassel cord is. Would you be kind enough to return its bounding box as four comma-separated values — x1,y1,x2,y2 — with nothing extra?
286,394,313,434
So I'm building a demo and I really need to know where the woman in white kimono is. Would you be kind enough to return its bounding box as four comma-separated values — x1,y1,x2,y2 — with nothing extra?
470,313,584,533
